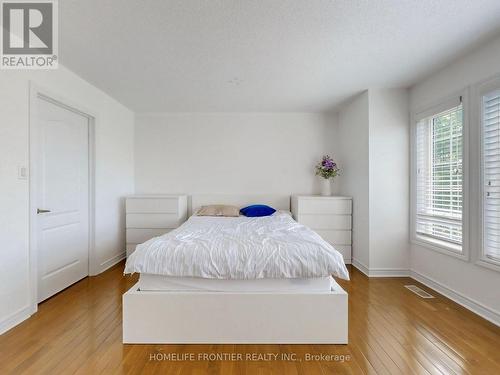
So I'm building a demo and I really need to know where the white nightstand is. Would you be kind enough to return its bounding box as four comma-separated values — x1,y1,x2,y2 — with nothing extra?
291,195,352,264
125,195,188,257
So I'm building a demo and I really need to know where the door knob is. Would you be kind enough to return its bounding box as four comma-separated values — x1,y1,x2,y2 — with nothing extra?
37,208,51,214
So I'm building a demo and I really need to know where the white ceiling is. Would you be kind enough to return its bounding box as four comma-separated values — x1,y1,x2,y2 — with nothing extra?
60,0,500,113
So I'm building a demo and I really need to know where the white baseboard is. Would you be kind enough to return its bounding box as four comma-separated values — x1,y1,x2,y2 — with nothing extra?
351,261,500,326
410,270,500,327
0,305,33,335
368,268,410,277
1,252,125,336
352,259,409,277
352,259,369,276
100,251,126,273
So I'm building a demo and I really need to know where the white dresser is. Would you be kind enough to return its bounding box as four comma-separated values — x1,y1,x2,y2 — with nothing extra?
125,195,188,257
291,195,352,264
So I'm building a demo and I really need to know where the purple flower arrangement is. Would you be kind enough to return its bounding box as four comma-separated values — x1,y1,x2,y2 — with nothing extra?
315,155,340,179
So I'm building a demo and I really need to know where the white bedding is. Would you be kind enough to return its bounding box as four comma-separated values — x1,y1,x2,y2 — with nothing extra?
124,212,349,280
138,274,336,292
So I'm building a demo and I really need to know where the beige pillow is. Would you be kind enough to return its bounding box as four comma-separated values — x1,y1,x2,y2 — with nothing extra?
196,205,240,217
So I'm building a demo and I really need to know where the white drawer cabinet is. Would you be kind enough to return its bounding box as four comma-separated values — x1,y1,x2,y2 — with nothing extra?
126,228,174,244
297,214,352,230
125,195,187,257
291,195,352,264
126,213,182,229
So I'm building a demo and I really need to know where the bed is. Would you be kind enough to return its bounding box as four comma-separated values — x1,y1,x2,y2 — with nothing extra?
122,194,349,344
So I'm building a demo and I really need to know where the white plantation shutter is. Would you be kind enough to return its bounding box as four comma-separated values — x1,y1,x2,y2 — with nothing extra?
483,90,500,261
415,103,463,249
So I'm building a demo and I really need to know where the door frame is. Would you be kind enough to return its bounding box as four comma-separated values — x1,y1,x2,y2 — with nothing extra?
28,82,96,313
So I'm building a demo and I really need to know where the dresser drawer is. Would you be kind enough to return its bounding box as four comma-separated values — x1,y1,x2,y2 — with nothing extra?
126,198,179,214
298,199,352,215
298,214,351,230
126,244,137,257
331,245,352,262
126,213,181,229
315,230,351,245
126,228,172,244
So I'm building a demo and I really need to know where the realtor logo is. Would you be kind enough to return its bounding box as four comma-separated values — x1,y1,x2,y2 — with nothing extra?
1,0,58,69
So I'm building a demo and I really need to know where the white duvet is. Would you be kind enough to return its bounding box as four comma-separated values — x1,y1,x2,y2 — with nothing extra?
124,212,349,280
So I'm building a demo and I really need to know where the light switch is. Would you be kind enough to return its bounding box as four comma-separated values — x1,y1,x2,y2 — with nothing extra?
18,165,28,180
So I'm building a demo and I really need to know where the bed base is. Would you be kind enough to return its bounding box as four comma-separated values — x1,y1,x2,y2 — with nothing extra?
122,283,348,344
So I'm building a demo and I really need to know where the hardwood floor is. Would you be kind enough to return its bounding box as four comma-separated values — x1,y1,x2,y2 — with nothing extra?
1,263,499,375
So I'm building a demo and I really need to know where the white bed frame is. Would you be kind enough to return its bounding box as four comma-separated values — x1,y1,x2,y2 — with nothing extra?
122,194,348,344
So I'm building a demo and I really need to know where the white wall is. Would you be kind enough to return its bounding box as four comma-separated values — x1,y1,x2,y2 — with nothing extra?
409,34,500,324
335,92,370,267
368,89,409,271
135,113,337,195
0,65,135,333
335,89,409,274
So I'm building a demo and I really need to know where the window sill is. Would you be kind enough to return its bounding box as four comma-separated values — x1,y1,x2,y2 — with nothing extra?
476,258,500,273
411,236,469,261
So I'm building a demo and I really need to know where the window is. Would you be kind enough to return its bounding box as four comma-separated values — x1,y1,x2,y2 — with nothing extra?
482,90,500,264
414,100,464,252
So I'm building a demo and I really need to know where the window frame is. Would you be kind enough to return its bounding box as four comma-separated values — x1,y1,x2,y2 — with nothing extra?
410,91,470,261
472,76,500,272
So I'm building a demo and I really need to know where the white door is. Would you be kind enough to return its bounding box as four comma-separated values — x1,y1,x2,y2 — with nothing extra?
36,96,90,302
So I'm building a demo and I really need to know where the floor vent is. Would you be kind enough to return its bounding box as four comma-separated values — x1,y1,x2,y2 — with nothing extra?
404,285,435,299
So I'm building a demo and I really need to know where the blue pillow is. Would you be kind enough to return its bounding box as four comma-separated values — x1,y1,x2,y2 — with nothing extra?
240,204,276,217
